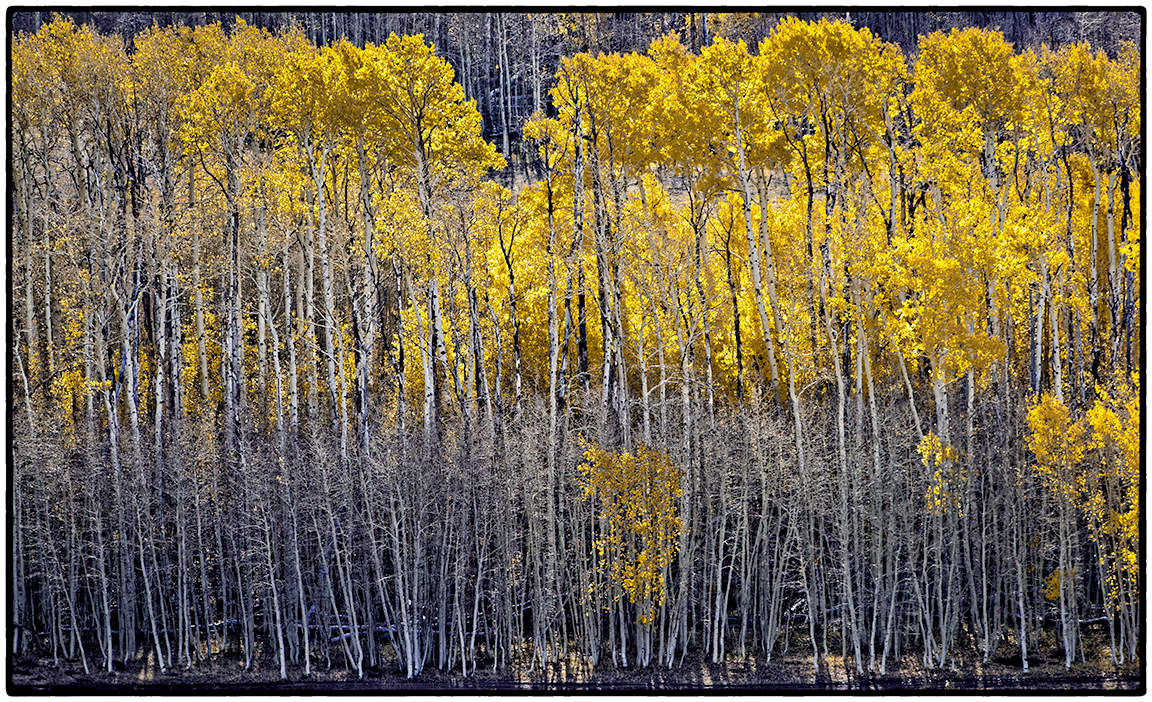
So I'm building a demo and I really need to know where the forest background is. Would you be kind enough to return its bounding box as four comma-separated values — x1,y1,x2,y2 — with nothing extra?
8,9,1141,686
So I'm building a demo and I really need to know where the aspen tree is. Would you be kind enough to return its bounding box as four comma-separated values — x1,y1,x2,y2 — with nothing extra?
356,33,503,447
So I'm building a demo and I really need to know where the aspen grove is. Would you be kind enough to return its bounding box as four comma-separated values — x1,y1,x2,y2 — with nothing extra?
10,15,1140,680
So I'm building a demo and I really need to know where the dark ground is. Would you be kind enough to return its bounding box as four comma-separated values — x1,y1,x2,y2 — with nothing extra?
8,645,1143,694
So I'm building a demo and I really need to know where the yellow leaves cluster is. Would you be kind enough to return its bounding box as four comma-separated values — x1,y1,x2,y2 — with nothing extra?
172,20,288,159
1052,41,1140,154
1026,393,1086,501
523,113,574,176
915,28,1025,123
1027,383,1140,606
14,14,132,143
920,431,964,515
269,44,344,141
1081,382,1140,588
375,189,431,260
917,431,952,468
883,227,1004,380
553,48,660,182
1043,568,1074,602
578,440,683,625
762,17,886,121
352,33,504,180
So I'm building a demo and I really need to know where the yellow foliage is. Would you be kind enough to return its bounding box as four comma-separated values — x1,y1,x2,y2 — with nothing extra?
917,431,949,468
1028,383,1139,611
920,431,964,515
1044,568,1074,601
578,440,683,625
1081,381,1140,602
1026,393,1085,502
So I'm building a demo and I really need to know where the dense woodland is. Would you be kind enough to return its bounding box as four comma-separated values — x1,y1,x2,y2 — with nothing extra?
9,12,1141,683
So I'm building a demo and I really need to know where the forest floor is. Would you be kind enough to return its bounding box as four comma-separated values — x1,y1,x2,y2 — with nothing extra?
8,642,1142,693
